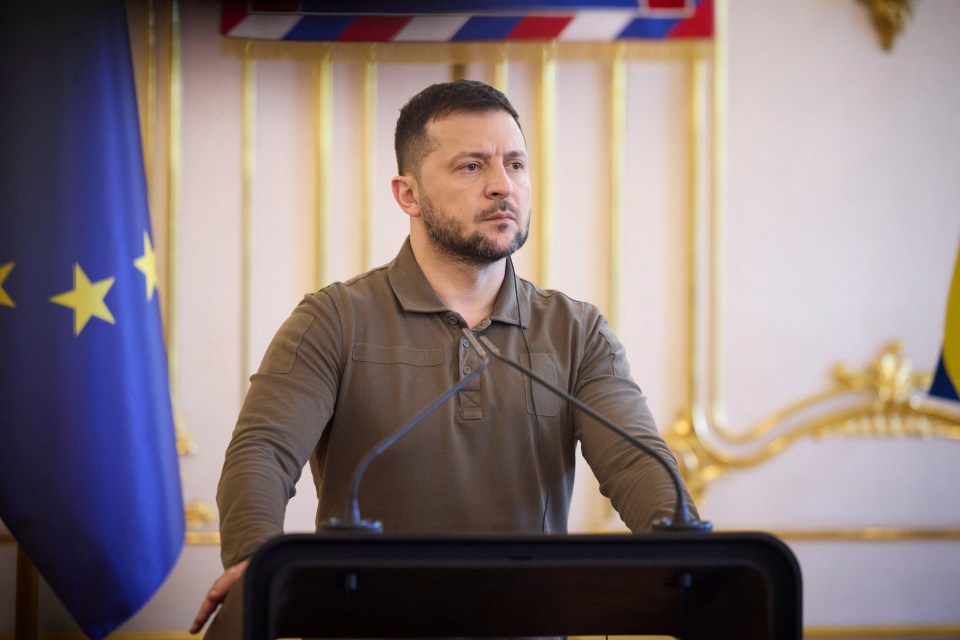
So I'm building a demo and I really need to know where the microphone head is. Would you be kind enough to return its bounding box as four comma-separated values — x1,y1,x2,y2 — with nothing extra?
652,517,713,533
321,516,384,534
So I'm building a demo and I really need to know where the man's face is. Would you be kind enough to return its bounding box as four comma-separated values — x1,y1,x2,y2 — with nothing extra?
415,110,531,266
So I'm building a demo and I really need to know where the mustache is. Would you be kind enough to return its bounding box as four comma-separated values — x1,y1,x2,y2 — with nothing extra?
477,201,522,221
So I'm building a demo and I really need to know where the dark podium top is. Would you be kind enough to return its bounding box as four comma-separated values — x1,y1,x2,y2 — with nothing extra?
244,532,802,640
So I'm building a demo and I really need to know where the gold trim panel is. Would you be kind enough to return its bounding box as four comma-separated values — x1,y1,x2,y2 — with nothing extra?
806,625,960,637
607,43,626,331
313,47,334,290
664,341,960,503
535,42,556,288
361,45,377,271
240,42,256,393
762,528,960,542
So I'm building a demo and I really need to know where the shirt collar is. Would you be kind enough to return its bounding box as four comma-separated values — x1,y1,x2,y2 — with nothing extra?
387,237,530,329
488,256,528,329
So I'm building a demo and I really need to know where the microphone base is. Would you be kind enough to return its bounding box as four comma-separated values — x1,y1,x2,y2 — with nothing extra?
652,517,713,533
320,517,384,534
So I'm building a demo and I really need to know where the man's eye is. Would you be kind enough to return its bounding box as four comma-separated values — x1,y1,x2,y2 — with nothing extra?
463,162,480,172
508,162,525,171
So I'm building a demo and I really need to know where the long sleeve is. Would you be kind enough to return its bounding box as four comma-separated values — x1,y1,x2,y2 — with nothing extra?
573,314,698,532
216,292,343,568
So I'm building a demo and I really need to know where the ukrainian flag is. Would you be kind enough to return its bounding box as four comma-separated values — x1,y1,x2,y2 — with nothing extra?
930,240,960,401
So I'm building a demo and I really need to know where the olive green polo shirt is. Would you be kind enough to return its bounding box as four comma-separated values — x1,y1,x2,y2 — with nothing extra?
217,238,696,568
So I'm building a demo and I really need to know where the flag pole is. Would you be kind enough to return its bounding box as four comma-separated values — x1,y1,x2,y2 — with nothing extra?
15,543,39,640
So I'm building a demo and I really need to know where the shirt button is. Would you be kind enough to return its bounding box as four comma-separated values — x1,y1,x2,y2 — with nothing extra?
461,338,470,348
446,316,458,325
462,366,472,375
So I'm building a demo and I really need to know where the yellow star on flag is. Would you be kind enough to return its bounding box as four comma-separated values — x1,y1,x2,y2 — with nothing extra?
134,231,159,300
50,263,116,336
0,262,14,308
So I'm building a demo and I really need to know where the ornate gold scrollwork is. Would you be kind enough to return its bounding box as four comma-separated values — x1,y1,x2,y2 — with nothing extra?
175,409,217,536
664,341,960,503
175,413,197,456
857,0,914,51
184,499,215,530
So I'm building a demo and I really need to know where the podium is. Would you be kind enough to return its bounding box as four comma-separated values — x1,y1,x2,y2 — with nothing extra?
244,532,802,640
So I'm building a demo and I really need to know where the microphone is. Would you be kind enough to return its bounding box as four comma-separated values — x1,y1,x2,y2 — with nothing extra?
322,329,490,533
474,334,712,533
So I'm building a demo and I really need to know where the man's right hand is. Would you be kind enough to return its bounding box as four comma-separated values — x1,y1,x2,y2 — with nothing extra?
189,559,250,635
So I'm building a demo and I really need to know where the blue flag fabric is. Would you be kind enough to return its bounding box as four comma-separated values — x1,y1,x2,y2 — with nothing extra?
0,2,184,638
930,239,960,401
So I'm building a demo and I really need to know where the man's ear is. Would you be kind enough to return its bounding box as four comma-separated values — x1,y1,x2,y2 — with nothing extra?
391,175,420,218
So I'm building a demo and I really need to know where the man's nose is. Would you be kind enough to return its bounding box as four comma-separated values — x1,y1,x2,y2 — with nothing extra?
485,164,513,200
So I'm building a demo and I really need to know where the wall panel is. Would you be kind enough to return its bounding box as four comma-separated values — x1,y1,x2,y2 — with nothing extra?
4,0,960,636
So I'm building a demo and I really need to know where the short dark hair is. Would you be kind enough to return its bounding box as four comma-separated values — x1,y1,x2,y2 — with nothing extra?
394,79,521,177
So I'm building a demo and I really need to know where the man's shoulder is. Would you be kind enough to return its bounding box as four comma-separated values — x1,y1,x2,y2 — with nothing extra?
313,264,392,299
289,265,393,322
337,263,391,289
517,276,601,317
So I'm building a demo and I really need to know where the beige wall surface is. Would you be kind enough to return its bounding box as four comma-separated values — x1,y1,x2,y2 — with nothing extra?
3,0,960,635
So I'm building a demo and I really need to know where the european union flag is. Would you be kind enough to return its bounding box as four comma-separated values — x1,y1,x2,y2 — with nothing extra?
930,240,960,401
0,2,184,638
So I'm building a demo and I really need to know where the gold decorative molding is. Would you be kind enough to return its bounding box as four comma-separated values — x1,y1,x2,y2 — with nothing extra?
174,414,197,456
184,499,216,530
806,624,960,637
664,341,960,503
858,0,914,51
313,46,334,290
768,527,960,542
241,41,256,394
361,45,378,272
535,42,557,289
165,0,182,397
607,43,626,332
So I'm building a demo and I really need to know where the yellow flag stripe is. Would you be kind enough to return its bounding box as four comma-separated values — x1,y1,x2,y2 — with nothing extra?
943,242,960,391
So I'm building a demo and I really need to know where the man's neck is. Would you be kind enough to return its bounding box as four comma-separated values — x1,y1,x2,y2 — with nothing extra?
410,235,506,329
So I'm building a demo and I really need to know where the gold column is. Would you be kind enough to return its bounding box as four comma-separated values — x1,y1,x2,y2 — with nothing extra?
165,0,195,456
314,46,334,290
241,44,256,393
142,0,156,186
166,0,180,385
166,0,181,396
361,46,378,271
493,44,509,92
608,44,627,330
536,42,557,287
685,45,710,418
709,0,729,428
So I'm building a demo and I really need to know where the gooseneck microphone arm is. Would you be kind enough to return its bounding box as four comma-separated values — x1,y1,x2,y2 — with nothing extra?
322,329,490,533
475,334,711,533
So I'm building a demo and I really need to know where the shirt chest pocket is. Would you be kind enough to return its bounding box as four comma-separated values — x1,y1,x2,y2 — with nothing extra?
519,353,560,417
352,343,444,367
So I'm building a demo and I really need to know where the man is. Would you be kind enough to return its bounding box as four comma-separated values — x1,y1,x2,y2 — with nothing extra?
191,79,698,636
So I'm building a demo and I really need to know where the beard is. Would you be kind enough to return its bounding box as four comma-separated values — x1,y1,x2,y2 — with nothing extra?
420,192,530,267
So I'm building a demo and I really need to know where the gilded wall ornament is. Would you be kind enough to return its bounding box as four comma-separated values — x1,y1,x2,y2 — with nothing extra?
858,0,914,50
664,341,960,503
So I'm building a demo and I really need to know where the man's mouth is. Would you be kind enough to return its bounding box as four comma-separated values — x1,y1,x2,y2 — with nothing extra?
481,203,519,222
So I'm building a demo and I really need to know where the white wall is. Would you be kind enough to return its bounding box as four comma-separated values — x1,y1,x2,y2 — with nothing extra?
2,0,959,634
711,0,960,626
